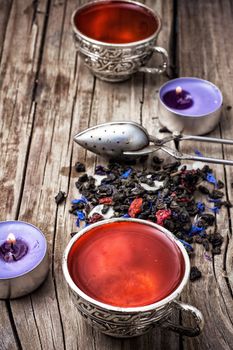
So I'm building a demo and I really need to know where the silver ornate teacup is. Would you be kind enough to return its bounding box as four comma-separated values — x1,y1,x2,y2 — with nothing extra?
63,218,204,338
71,0,168,82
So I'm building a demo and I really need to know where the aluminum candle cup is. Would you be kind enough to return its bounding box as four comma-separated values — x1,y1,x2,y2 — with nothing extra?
71,0,168,82
0,221,49,299
63,218,204,338
158,77,223,135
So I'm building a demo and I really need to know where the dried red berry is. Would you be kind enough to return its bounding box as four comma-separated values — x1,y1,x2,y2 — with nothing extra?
155,209,171,226
128,198,143,218
88,213,104,224
177,197,191,203
99,197,113,205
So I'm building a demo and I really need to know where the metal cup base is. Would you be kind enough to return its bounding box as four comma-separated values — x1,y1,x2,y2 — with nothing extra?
0,252,49,299
158,100,222,136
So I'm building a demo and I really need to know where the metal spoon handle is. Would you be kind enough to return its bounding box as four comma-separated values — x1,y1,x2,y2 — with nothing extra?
179,134,233,145
160,147,233,166
182,155,233,166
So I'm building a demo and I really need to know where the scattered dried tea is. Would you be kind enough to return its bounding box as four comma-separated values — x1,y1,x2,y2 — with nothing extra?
217,180,224,189
69,158,226,276
55,191,66,204
198,185,209,195
159,126,170,133
75,162,86,172
208,232,224,255
70,231,78,237
209,190,224,200
190,266,202,281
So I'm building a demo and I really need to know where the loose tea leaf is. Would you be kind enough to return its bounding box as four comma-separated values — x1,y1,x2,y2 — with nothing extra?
75,162,86,172
190,266,202,281
55,191,66,204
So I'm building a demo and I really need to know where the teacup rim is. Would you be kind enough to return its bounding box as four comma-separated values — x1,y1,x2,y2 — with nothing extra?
63,218,190,313
71,0,162,48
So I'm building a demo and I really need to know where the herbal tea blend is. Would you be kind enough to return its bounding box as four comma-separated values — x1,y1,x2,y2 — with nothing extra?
68,221,185,307
69,159,228,281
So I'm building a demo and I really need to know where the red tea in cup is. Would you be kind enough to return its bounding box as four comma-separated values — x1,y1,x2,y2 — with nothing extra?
73,0,159,44
68,221,185,308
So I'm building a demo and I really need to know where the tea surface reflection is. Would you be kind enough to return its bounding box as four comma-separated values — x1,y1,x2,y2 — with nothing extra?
74,1,159,44
68,221,185,307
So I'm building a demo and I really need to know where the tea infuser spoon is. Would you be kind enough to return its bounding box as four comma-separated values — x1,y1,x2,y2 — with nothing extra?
74,121,233,165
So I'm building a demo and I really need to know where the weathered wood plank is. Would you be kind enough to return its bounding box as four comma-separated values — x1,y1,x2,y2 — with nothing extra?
0,1,18,349
0,0,13,64
0,0,48,222
0,302,18,350
6,0,96,349
0,0,50,349
177,0,233,349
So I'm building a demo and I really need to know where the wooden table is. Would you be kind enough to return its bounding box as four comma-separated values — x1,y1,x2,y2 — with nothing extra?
1,0,233,349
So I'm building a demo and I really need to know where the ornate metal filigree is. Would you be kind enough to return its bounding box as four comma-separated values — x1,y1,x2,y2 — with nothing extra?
73,33,158,82
70,290,173,337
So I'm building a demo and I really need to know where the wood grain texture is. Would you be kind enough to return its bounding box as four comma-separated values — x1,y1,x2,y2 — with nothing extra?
0,0,49,348
1,0,233,349
177,0,233,349
0,0,13,64
0,1,16,349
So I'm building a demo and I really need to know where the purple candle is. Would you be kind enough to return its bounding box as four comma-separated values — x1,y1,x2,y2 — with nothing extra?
160,78,222,115
0,221,49,299
158,77,223,135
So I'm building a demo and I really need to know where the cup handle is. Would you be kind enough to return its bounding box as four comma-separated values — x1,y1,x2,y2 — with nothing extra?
160,300,204,337
138,46,168,74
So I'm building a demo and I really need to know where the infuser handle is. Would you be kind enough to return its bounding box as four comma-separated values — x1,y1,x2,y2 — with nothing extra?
178,134,233,145
138,46,168,74
160,146,233,166
182,155,233,166
161,300,204,337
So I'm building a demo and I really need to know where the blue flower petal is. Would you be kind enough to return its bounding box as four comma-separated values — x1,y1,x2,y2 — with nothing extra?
179,239,193,251
197,202,205,213
189,225,205,236
207,206,219,214
120,169,132,179
194,149,204,157
207,197,221,203
206,172,218,187
71,196,88,205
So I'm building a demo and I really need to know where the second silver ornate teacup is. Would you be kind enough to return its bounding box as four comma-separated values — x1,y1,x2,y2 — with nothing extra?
71,0,168,82
63,218,204,338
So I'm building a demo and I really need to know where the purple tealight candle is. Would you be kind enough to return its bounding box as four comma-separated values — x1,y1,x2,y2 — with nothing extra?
158,77,223,135
0,221,49,299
